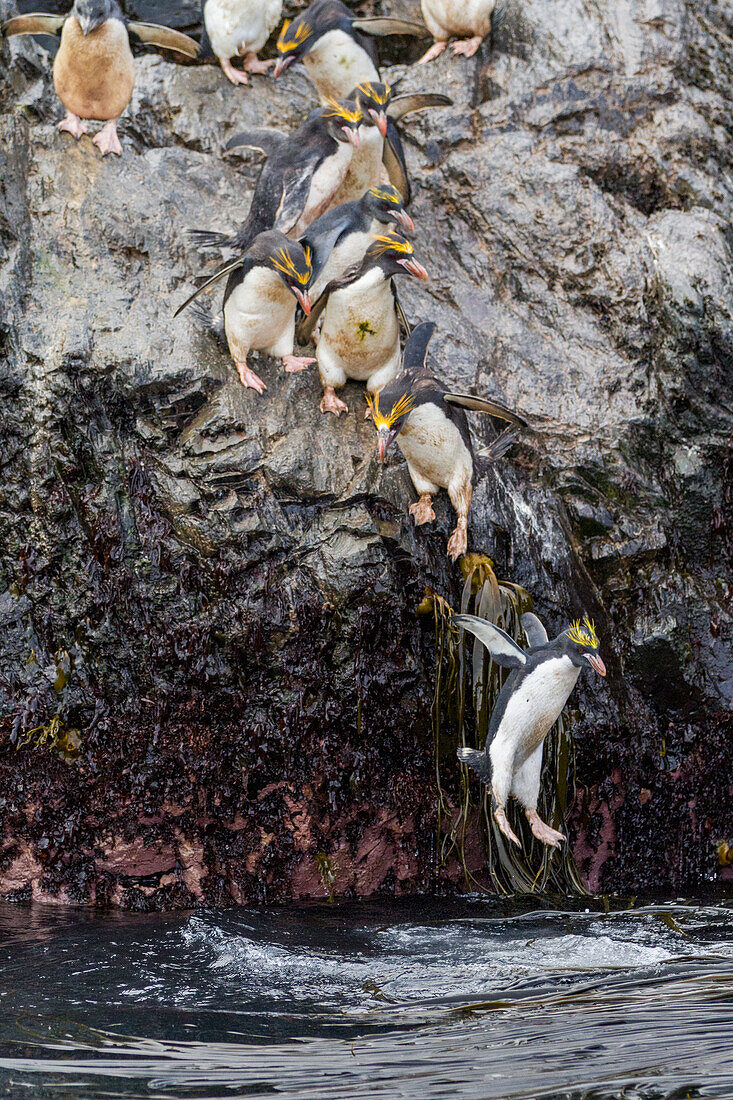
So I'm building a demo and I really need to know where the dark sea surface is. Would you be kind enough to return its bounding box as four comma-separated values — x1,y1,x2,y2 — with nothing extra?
1,895,732,1099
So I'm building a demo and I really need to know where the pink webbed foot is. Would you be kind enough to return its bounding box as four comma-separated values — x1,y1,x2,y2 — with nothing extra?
418,39,447,63
283,354,316,373
409,494,436,526
242,52,276,75
93,120,122,156
220,56,249,85
235,360,266,393
451,35,483,57
526,809,565,849
320,387,348,416
447,521,468,560
58,112,88,139
494,805,521,848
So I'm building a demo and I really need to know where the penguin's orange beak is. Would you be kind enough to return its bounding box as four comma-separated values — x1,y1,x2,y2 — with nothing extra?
377,427,395,462
343,126,360,149
586,653,606,677
399,257,429,281
395,209,415,233
293,288,311,315
369,108,389,137
273,56,292,78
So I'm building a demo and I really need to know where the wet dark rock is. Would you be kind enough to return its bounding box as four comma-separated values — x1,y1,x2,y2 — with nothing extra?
1,0,733,906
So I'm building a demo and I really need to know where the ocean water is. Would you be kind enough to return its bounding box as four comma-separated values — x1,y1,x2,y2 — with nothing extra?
1,895,732,1098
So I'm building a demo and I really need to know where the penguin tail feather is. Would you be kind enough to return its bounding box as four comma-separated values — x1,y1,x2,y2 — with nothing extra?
457,747,491,783
476,426,520,465
491,1,508,31
187,228,236,250
188,300,228,347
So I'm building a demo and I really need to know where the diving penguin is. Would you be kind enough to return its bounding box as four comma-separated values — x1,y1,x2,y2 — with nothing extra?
370,322,526,560
453,612,606,849
297,231,429,417
201,0,281,86
329,81,452,208
419,0,504,62
274,0,425,103
189,101,362,255
174,230,314,394
2,0,199,155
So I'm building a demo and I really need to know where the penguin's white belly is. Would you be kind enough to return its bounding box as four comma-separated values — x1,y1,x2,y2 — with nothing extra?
204,0,281,58
303,30,379,102
224,268,294,359
330,128,385,205
311,227,374,300
421,0,495,39
490,658,581,772
292,143,353,235
319,270,399,380
397,404,472,491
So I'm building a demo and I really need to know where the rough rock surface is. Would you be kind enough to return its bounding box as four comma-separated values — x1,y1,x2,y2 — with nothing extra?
1,0,732,908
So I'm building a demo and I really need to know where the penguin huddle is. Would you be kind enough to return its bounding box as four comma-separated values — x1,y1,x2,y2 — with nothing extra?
3,0,609,857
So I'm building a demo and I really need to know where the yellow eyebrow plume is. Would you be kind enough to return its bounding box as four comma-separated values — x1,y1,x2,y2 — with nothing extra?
370,233,414,257
368,389,415,429
322,97,363,124
271,246,312,285
356,80,392,105
566,617,599,647
277,18,311,52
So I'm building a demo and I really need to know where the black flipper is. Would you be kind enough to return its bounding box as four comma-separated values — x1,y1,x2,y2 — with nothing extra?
350,16,426,37
443,392,527,427
452,614,528,668
457,746,491,784
383,119,411,205
198,0,215,59
295,284,329,345
299,205,357,283
274,162,318,234
392,282,411,336
2,13,65,37
387,92,452,122
521,612,549,648
173,258,244,317
402,321,435,372
224,128,287,157
126,22,200,57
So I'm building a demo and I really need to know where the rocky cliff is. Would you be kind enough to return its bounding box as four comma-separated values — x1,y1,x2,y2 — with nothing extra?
1,0,732,908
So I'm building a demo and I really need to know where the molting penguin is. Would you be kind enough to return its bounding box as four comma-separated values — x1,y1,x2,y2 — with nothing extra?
329,81,452,207
370,322,526,560
174,230,314,394
201,0,281,86
453,612,606,849
297,231,428,417
419,0,503,62
274,0,424,103
2,0,199,155
300,184,414,302
189,101,362,255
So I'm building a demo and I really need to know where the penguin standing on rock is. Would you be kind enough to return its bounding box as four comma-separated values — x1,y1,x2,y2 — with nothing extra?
297,231,429,417
274,0,425,103
300,185,415,302
419,0,503,63
453,612,606,849
174,230,314,394
201,0,281,86
370,322,526,560
2,0,199,155
189,102,362,255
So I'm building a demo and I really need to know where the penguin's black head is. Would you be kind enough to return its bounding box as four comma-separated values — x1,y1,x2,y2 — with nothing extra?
367,385,416,462
73,0,111,35
562,618,606,677
274,15,315,75
353,81,393,138
321,99,362,148
268,241,313,315
365,231,428,282
362,185,414,233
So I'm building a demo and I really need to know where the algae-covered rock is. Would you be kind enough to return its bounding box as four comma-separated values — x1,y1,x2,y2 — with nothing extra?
1,0,732,906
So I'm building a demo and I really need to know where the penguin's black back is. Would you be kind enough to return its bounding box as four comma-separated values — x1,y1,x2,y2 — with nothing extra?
299,0,379,64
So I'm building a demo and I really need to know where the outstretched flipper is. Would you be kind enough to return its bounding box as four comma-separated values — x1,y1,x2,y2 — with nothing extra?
387,92,452,122
452,615,528,668
126,22,200,57
382,119,410,204
444,392,527,427
351,16,426,37
520,612,549,648
2,13,64,37
300,206,359,284
224,128,288,157
174,258,245,317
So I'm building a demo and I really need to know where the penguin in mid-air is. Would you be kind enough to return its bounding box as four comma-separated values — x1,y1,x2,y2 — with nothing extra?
174,230,314,394
453,612,606,849
201,0,281,86
370,322,526,560
2,0,199,155
300,185,414,302
274,0,425,103
297,231,428,417
329,81,452,207
419,0,503,63
189,101,362,255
